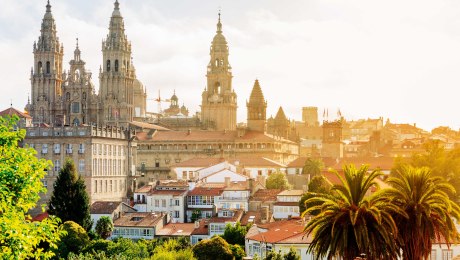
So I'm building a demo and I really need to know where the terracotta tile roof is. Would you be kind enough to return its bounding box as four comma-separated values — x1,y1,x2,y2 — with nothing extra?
191,219,209,235
287,157,307,168
188,186,224,196
32,212,49,222
274,202,299,206
240,211,262,226
135,185,153,193
199,183,226,188
251,189,282,202
158,180,189,187
113,212,164,227
149,189,188,196
90,201,122,214
136,129,295,144
223,181,250,191
278,190,304,196
248,220,307,243
173,158,225,168
278,231,313,244
174,157,287,169
130,121,170,131
156,223,195,237
210,209,244,223
0,107,32,119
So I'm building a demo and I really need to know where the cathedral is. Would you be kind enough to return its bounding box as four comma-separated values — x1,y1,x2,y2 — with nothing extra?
26,0,147,128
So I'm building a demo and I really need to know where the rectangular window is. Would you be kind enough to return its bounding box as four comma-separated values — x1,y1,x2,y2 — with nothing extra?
182,171,187,179
41,180,48,188
42,144,48,154
175,199,180,206
162,199,166,207
78,159,85,173
155,200,159,207
79,143,85,154
430,250,437,260
54,144,60,154
71,102,80,113
54,159,60,172
67,144,73,154
442,250,452,260
174,211,180,218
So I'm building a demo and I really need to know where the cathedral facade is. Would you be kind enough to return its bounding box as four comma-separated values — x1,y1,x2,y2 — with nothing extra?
26,0,147,128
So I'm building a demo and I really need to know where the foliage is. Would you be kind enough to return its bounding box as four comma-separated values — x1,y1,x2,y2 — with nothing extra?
0,115,62,259
56,221,90,259
266,171,292,190
193,236,234,260
48,159,93,231
107,237,149,259
191,209,202,222
95,216,114,239
302,158,324,178
221,221,247,246
303,164,404,260
151,239,196,260
299,175,331,214
230,244,245,260
385,165,460,260
265,250,283,260
283,247,300,260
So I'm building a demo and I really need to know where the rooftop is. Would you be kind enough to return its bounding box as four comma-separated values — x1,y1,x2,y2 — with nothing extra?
90,201,123,214
250,189,282,202
155,223,195,237
113,212,164,227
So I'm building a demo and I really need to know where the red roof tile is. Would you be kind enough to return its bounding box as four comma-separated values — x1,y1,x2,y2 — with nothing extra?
113,212,164,227
156,223,195,237
248,220,306,243
188,187,224,196
250,189,282,202
90,201,122,214
274,202,299,206
0,107,32,119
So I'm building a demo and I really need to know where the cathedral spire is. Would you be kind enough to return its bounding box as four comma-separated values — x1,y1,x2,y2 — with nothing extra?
74,38,81,61
112,0,121,17
217,11,222,33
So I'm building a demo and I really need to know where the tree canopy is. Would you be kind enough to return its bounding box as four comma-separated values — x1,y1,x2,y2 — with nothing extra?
299,175,331,214
302,158,324,178
221,221,248,246
303,164,404,259
193,236,234,260
0,115,62,259
386,165,460,259
48,159,92,231
95,216,114,239
266,172,292,190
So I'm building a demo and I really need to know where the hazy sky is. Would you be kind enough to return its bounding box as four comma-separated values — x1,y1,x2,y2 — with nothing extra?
2,0,460,131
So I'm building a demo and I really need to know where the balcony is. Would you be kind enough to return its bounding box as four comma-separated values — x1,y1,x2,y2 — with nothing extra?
66,149,73,154
78,149,85,154
219,196,247,201
54,149,60,154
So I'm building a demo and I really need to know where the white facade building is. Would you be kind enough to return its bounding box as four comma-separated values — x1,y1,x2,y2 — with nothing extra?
273,190,303,219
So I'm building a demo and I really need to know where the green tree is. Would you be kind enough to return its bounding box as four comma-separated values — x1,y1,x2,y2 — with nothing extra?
193,236,233,260
56,221,90,259
302,158,324,178
385,165,460,260
303,164,404,260
151,239,196,260
107,237,149,259
266,172,292,190
283,247,300,260
48,159,93,231
0,115,62,259
95,216,114,239
230,244,245,260
265,250,283,260
191,209,202,222
299,175,331,214
221,221,247,246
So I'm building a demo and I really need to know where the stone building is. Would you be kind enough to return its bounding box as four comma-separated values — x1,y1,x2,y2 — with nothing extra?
247,79,267,133
25,125,137,215
200,13,237,131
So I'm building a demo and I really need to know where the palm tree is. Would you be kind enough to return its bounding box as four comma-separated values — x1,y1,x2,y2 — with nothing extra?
303,164,404,260
385,165,460,260
302,158,324,178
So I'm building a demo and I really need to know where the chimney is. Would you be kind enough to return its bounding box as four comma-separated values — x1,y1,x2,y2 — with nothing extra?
194,220,200,229
248,178,255,195
224,177,231,187
260,206,269,224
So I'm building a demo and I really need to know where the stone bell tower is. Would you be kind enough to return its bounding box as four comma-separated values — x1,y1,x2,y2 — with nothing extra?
201,13,237,130
29,0,64,125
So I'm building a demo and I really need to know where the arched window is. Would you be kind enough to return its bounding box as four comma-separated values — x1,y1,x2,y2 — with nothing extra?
65,92,70,101
37,61,43,73
82,92,86,100
215,59,219,67
106,60,111,72
115,60,119,72
46,61,50,74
